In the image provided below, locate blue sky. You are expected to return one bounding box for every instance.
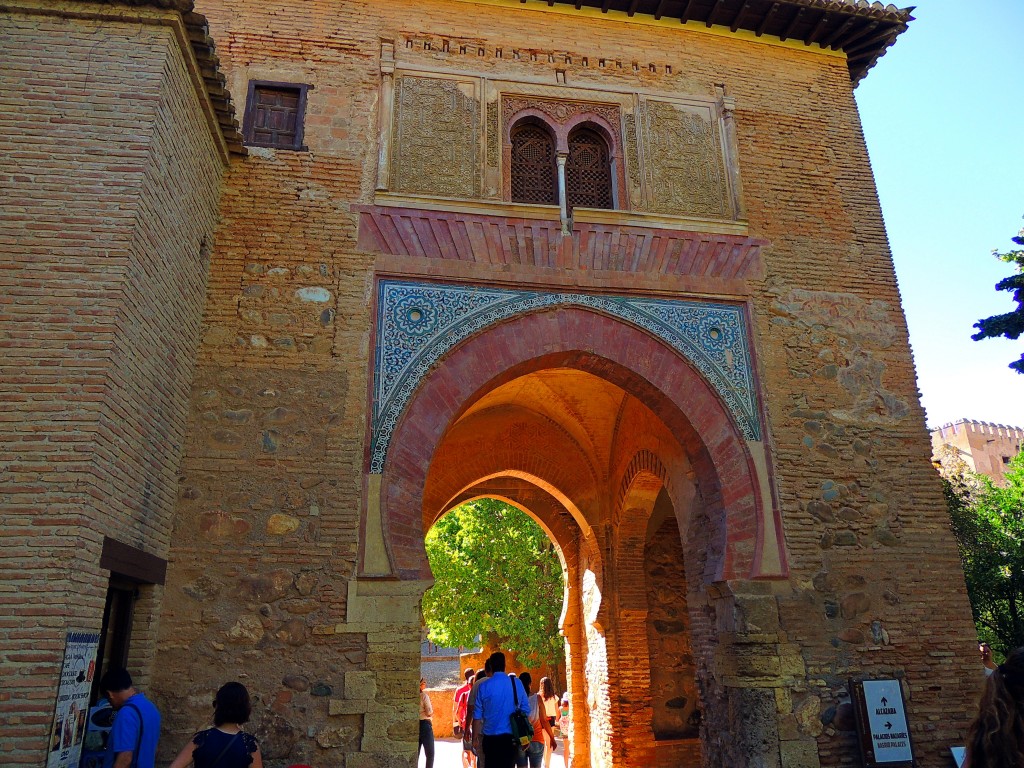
[854,0,1024,428]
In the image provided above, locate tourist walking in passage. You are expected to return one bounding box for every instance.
[516,672,555,768]
[100,668,161,768]
[538,677,559,768]
[466,663,490,768]
[964,646,1024,768]
[454,667,476,768]
[558,694,570,742]
[419,678,435,768]
[472,652,530,768]
[168,681,262,768]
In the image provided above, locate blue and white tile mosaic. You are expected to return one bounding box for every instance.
[371,279,760,473]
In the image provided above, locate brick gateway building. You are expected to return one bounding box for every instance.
[1,1,981,766]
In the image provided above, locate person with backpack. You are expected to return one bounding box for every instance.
[100,668,161,768]
[472,652,530,768]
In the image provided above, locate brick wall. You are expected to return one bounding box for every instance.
[142,1,981,766]
[0,5,224,763]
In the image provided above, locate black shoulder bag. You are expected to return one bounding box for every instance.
[509,676,534,748]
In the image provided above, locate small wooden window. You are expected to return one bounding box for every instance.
[510,121,557,205]
[566,126,613,210]
[243,81,311,150]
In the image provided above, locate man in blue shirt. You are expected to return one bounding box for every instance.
[472,652,530,768]
[100,667,161,768]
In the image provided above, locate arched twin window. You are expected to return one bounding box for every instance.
[510,120,614,209]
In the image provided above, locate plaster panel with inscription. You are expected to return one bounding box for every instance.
[390,74,481,198]
[639,99,731,219]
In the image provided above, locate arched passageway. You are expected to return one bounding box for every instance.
[364,306,789,766]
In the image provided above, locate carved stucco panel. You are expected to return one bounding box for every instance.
[391,75,481,198]
[624,112,641,189]
[640,99,730,219]
[486,100,499,168]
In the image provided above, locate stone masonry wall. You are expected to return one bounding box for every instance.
[152,1,980,766]
[0,6,224,764]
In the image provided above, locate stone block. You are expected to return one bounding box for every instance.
[779,738,821,768]
[345,670,379,700]
[734,595,782,634]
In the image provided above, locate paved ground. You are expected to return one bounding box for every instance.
[420,738,567,768]
[421,655,463,687]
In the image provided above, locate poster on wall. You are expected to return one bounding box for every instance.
[47,631,100,768]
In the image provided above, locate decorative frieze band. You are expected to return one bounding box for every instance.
[356,204,765,279]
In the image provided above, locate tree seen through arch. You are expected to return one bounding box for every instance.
[423,498,565,668]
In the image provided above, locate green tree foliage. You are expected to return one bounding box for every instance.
[423,498,565,667]
[945,449,1024,654]
[973,225,1024,374]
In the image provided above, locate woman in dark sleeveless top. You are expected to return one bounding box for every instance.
[169,682,262,768]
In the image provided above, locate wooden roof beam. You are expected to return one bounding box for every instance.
[756,2,780,37]
[679,0,696,24]
[654,0,667,20]
[730,2,752,33]
[836,20,880,50]
[805,12,830,46]
[822,15,856,48]
[845,26,902,56]
[627,0,641,15]
[706,0,728,28]
[780,6,805,42]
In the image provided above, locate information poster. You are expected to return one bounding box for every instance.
[47,631,100,768]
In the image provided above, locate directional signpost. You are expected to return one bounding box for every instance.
[849,678,915,767]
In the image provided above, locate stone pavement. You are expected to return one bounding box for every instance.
[420,738,567,768]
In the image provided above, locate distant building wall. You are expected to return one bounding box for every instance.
[932,420,1024,485]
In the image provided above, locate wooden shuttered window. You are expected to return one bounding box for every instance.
[510,122,558,205]
[243,81,311,150]
[566,127,613,210]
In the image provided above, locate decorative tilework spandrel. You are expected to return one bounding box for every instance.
[371,280,760,473]
[391,75,480,198]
